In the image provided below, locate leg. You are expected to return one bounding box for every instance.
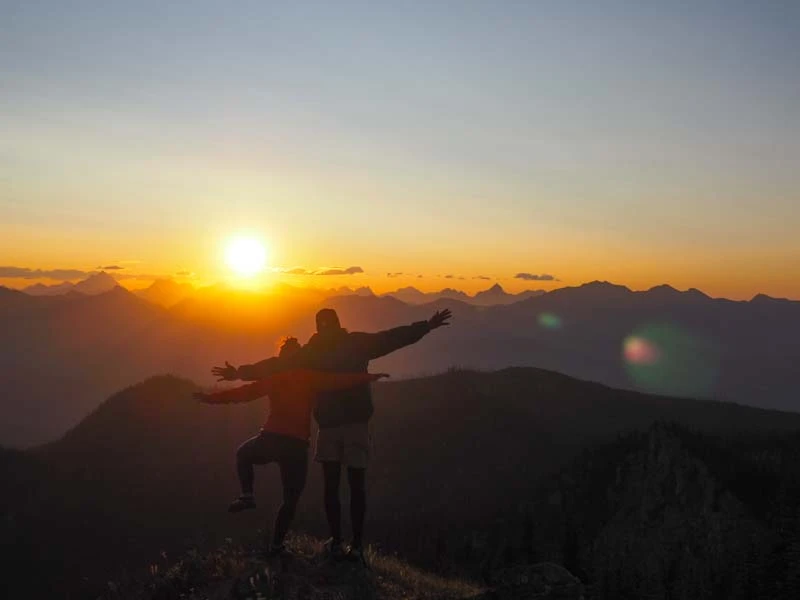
[341,423,371,550]
[322,461,343,544]
[236,434,270,495]
[272,445,309,548]
[347,467,366,549]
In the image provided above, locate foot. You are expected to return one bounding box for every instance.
[322,537,346,561]
[227,495,256,513]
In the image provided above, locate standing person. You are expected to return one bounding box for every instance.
[197,336,390,556]
[211,308,452,562]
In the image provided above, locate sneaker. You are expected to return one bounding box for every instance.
[322,538,346,561]
[228,495,256,513]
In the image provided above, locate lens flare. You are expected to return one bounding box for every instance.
[623,336,662,365]
[538,313,562,329]
[623,323,720,398]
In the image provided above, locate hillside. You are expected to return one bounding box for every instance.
[4,367,799,595]
[487,422,800,599]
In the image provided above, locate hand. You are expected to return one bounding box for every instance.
[193,391,212,403]
[211,361,238,382]
[428,308,452,330]
[373,373,390,379]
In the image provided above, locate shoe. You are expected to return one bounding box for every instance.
[345,545,366,566]
[228,495,256,513]
[322,537,346,561]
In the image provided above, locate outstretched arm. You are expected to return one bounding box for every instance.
[358,309,452,360]
[211,356,283,382]
[237,357,284,381]
[194,379,273,405]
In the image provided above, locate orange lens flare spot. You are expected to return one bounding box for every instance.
[623,336,662,365]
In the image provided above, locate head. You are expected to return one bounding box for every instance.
[315,308,343,338]
[277,336,301,358]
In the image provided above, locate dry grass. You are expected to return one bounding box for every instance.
[365,547,484,600]
[107,534,484,600]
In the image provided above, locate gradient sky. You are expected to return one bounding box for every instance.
[2,1,799,298]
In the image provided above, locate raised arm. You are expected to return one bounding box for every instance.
[211,356,283,382]
[194,378,273,405]
[308,371,390,393]
[236,356,283,381]
[356,309,452,360]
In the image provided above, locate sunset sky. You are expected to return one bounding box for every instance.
[2,2,798,299]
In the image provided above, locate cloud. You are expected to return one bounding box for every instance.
[176,270,194,277]
[316,266,364,276]
[473,275,492,280]
[0,266,90,281]
[282,266,364,276]
[417,274,423,278]
[515,272,557,281]
[445,275,454,279]
[387,272,404,278]
[98,265,124,270]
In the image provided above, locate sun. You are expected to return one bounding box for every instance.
[225,237,268,277]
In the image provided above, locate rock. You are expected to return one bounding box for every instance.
[473,562,584,599]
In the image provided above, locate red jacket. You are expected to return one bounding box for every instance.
[203,369,382,441]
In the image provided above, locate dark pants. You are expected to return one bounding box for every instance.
[321,462,366,549]
[236,431,308,547]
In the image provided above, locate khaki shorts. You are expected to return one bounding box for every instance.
[314,422,371,468]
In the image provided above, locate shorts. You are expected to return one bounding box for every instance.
[314,422,371,469]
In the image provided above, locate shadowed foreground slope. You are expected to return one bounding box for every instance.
[494,422,800,599]
[111,534,582,600]
[6,368,800,597]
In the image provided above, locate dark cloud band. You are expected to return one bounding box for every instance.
[515,272,557,281]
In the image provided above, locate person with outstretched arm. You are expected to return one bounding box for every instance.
[211,308,452,563]
[196,336,389,557]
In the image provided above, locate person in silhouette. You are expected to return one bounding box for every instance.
[196,336,389,557]
[211,307,452,562]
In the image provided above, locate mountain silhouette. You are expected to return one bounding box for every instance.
[3,279,800,447]
[22,281,76,296]
[9,368,800,596]
[22,270,119,296]
[383,284,544,306]
[516,422,800,599]
[134,278,195,307]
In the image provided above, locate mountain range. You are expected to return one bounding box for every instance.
[382,283,545,305]
[22,271,120,296]
[1,279,799,448]
[18,271,547,307]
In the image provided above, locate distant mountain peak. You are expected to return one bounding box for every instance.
[685,287,710,299]
[648,284,679,294]
[582,280,631,291]
[751,293,795,305]
[74,271,119,295]
[474,283,508,298]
